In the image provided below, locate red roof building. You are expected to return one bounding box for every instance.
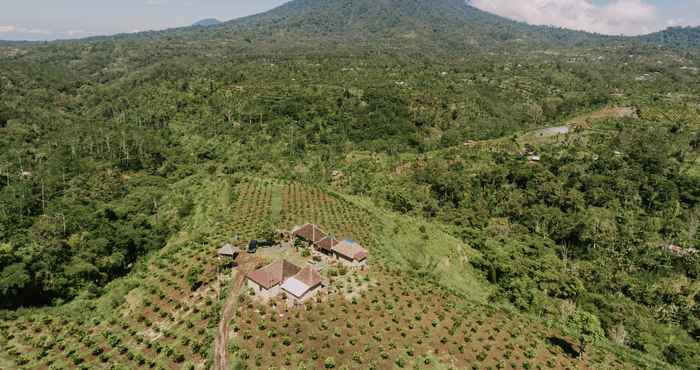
[293,224,327,244]
[316,236,338,253]
[332,240,368,263]
[281,266,323,301]
[246,260,301,290]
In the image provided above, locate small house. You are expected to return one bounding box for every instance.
[332,239,368,268]
[315,236,338,255]
[246,260,301,299]
[293,224,327,245]
[281,266,323,302]
[664,244,699,257]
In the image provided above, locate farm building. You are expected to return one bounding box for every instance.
[315,235,338,254]
[332,240,368,267]
[293,223,327,244]
[281,266,323,302]
[664,244,699,257]
[217,244,240,259]
[246,260,301,299]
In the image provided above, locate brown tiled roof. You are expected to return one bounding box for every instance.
[293,266,322,288]
[293,224,327,243]
[246,260,301,289]
[316,236,338,252]
[332,240,368,262]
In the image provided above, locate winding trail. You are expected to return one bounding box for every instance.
[213,256,258,370]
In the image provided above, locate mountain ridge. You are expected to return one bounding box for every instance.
[175,0,700,55]
[192,18,222,27]
[6,0,700,53]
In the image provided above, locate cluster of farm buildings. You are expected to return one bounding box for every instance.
[220,224,369,303]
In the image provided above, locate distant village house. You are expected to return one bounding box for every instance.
[293,223,327,245]
[664,244,698,257]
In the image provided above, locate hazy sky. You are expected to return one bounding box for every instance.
[1,0,699,41]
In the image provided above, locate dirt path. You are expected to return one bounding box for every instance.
[213,255,258,370]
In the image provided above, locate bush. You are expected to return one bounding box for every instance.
[395,356,406,368]
[186,266,204,291]
[324,357,336,368]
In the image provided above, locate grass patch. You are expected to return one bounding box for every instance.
[333,191,493,304]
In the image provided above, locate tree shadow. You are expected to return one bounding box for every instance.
[548,336,580,358]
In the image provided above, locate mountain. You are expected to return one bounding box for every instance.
[204,0,608,54]
[640,26,700,49]
[162,0,697,56]
[192,18,222,27]
[63,0,698,57]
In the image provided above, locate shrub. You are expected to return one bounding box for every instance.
[324,357,336,368]
[238,349,250,360]
[395,356,406,368]
[186,266,204,291]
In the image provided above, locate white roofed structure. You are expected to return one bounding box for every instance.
[281,277,310,298]
[280,266,323,301]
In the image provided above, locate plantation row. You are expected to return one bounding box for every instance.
[229,182,274,239]
[228,267,629,369]
[226,181,377,246]
[0,181,379,369]
[280,183,376,247]
[1,240,222,370]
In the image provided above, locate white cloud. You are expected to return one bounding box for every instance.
[0,25,50,35]
[0,25,18,33]
[25,28,51,35]
[471,0,662,35]
[64,29,95,37]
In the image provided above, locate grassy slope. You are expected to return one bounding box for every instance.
[0,175,677,369]
[336,192,492,304]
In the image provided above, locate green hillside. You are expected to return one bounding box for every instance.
[0,178,672,369]
[1,0,700,368]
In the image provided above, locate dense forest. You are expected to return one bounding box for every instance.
[1,0,700,368]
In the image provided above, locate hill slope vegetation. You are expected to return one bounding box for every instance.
[1,0,699,368]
